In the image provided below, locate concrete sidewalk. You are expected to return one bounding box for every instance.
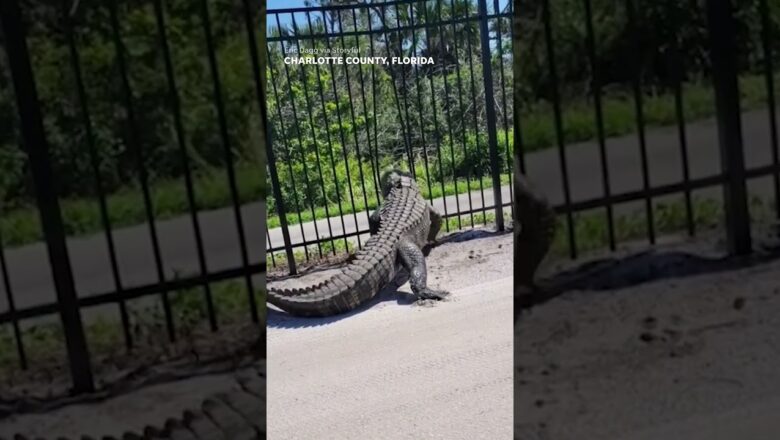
[267,231,514,440]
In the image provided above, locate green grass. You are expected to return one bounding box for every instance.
[268,195,777,270]
[0,164,267,248]
[519,73,776,153]
[267,173,511,229]
[0,279,266,375]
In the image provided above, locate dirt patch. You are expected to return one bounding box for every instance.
[516,235,780,439]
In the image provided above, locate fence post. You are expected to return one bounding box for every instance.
[0,0,95,393]
[265,129,298,275]
[478,0,505,231]
[706,0,752,255]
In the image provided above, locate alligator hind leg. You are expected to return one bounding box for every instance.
[514,168,556,295]
[398,237,449,300]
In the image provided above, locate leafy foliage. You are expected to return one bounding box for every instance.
[266,0,515,214]
[0,0,265,210]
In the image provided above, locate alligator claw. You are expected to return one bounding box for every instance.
[417,288,450,300]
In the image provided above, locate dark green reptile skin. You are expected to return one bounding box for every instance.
[267,170,438,317]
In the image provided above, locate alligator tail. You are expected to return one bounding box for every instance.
[267,186,424,317]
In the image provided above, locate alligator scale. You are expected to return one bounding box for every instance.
[5,362,265,440]
[268,169,450,317]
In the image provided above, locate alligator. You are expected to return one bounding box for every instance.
[3,361,265,440]
[512,4,558,316]
[513,153,558,316]
[267,169,450,317]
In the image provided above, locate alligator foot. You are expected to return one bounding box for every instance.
[516,284,536,312]
[416,287,450,300]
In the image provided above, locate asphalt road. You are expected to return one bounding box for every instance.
[2,108,778,313]
[267,231,514,439]
[267,107,780,253]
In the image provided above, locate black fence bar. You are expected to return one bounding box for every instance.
[541,0,577,259]
[108,1,177,340]
[0,231,26,369]
[408,4,436,206]
[200,0,257,323]
[421,3,451,229]
[319,10,363,252]
[706,0,752,255]
[335,10,373,233]
[493,0,514,219]
[394,3,418,177]
[510,1,526,178]
[366,8,382,189]
[273,14,325,260]
[582,0,616,251]
[625,0,655,245]
[350,8,382,205]
[669,35,696,238]
[266,51,312,262]
[64,4,133,350]
[267,12,510,42]
[462,0,488,221]
[0,262,268,326]
[435,0,462,231]
[289,15,338,257]
[0,0,95,393]
[264,73,298,274]
[266,229,277,267]
[153,0,217,327]
[759,0,780,218]
[305,10,350,254]
[478,0,505,231]
[449,0,476,227]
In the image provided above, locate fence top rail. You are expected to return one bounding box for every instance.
[266,12,511,43]
[268,0,509,15]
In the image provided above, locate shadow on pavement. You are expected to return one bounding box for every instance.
[526,233,780,309]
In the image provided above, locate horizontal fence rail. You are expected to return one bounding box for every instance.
[266,0,515,272]
[0,0,267,394]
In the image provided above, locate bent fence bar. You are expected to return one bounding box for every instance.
[266,0,515,274]
[0,1,266,393]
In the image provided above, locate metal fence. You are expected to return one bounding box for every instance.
[510,0,779,260]
[266,0,515,274]
[0,0,266,394]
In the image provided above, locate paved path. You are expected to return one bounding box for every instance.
[267,231,514,439]
[2,108,779,313]
[0,201,267,314]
